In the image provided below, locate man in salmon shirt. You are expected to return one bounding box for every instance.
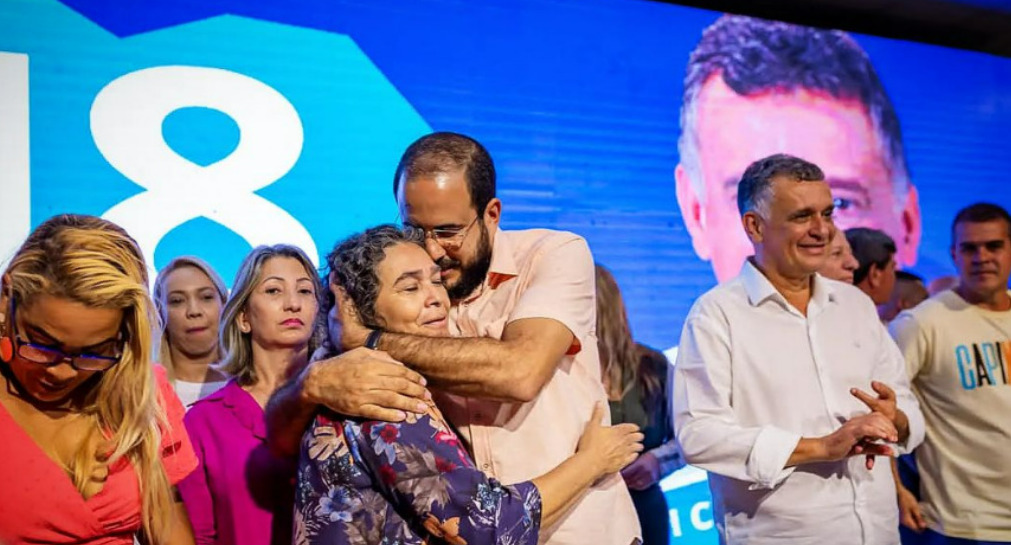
[268,132,641,544]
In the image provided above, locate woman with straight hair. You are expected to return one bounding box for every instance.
[294,225,644,545]
[0,214,197,545]
[178,244,324,545]
[595,264,684,545]
[153,256,229,408]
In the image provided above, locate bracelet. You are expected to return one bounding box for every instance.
[364,329,383,350]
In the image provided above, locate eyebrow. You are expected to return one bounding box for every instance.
[825,178,872,200]
[959,239,1007,247]
[23,321,119,351]
[260,275,312,284]
[168,286,216,296]
[405,220,467,230]
[394,265,442,284]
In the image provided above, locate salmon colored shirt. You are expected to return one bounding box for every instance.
[435,228,641,545]
[0,366,197,545]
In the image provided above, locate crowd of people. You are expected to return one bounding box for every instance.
[2,131,1008,545]
[1,14,1009,545]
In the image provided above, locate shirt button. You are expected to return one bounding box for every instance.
[482,463,490,470]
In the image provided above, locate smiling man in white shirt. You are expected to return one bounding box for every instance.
[673,153,924,545]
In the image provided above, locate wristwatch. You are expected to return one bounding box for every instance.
[364,329,383,350]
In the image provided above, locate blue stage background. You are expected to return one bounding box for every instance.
[2,0,1010,542]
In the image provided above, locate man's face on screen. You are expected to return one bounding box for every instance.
[676,77,921,283]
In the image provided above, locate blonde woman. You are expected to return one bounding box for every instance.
[153,256,230,408]
[177,245,323,545]
[0,214,197,545]
[595,264,683,545]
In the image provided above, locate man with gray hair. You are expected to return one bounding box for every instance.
[673,153,924,544]
[675,15,921,284]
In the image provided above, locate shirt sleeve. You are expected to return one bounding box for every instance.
[354,414,542,545]
[888,311,932,381]
[673,309,800,489]
[175,405,218,545]
[885,314,929,453]
[507,236,595,355]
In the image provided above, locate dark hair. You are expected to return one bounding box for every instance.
[737,153,824,215]
[895,270,924,283]
[950,202,1011,245]
[845,227,897,284]
[679,15,910,204]
[392,132,496,215]
[325,224,426,328]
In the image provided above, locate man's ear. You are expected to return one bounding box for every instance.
[867,263,883,289]
[897,185,922,267]
[742,210,764,244]
[675,163,712,260]
[483,198,502,230]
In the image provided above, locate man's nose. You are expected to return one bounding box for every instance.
[425,237,447,262]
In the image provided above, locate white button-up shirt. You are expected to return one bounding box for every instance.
[673,260,924,545]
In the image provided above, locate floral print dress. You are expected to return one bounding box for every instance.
[294,403,542,545]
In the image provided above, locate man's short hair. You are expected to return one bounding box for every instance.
[679,15,910,204]
[737,153,825,216]
[393,132,497,216]
[896,270,924,284]
[950,202,1011,244]
[846,227,897,284]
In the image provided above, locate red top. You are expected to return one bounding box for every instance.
[0,366,198,544]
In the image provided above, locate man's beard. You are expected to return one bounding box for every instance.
[439,222,493,301]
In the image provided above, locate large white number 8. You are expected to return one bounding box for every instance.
[91,65,319,280]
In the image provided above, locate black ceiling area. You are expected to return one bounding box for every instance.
[656,0,1011,58]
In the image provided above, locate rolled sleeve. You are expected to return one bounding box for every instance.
[507,236,595,354]
[746,427,801,489]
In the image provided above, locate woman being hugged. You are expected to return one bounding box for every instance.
[0,214,197,545]
[153,256,230,409]
[295,225,644,545]
[178,245,324,545]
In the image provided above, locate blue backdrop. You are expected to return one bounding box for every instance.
[2,0,1010,542]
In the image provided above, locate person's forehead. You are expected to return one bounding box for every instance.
[377,243,437,280]
[259,256,311,281]
[398,171,474,223]
[694,78,888,193]
[165,265,214,290]
[769,177,833,207]
[954,219,1011,243]
[20,294,122,345]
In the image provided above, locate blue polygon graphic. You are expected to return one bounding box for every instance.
[0,0,431,283]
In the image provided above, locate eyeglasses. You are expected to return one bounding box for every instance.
[6,300,123,372]
[404,216,480,250]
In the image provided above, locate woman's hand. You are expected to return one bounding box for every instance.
[576,403,644,479]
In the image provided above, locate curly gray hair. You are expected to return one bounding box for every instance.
[325,224,426,328]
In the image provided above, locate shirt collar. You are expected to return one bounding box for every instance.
[740,258,837,313]
[216,379,267,440]
[461,228,517,303]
